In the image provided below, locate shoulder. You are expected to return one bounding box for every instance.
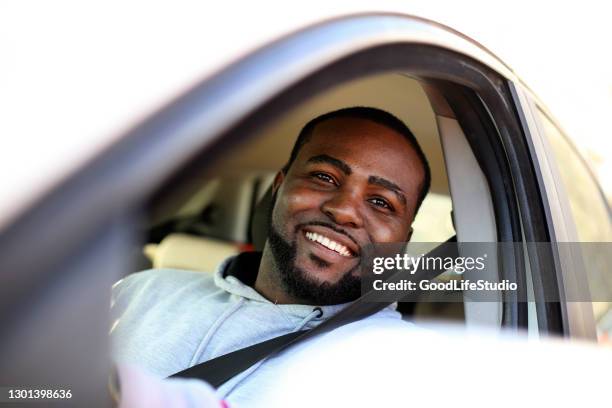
[114,268,210,289]
[111,269,216,314]
[113,268,209,295]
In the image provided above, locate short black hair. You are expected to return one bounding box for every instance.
[282,106,431,213]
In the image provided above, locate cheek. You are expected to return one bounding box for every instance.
[367,218,411,243]
[273,184,322,225]
[284,184,323,211]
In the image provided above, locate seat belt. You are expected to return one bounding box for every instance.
[170,236,458,387]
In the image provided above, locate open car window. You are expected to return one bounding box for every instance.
[139,73,461,324]
[5,14,608,405]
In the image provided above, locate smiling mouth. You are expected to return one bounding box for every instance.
[304,231,355,258]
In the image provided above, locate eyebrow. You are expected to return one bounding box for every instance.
[368,175,407,207]
[306,154,352,175]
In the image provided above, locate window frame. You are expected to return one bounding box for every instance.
[511,84,600,339]
[2,13,561,331]
[0,14,572,393]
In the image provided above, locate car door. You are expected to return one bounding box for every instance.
[0,13,586,405]
[513,86,611,341]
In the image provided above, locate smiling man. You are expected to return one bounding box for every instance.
[256,107,429,306]
[110,107,430,405]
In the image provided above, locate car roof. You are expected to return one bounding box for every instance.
[0,1,582,229]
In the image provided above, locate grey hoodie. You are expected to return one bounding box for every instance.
[110,252,401,404]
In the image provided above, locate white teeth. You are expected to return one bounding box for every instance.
[304,231,352,257]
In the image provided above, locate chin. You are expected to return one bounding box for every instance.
[295,253,348,283]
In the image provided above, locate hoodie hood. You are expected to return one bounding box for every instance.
[213,252,350,320]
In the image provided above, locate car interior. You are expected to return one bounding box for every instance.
[139,72,503,326]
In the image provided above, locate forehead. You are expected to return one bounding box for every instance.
[295,117,425,190]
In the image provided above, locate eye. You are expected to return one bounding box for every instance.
[369,197,394,211]
[311,172,337,185]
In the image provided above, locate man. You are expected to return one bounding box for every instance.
[110,106,430,405]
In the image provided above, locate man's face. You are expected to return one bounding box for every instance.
[268,117,425,304]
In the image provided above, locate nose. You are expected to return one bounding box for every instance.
[320,189,364,228]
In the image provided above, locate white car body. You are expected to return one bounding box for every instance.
[1,2,611,406]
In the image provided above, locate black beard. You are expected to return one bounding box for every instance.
[267,222,361,305]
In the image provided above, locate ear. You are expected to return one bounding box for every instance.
[272,170,285,194]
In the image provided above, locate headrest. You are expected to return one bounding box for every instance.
[250,186,273,251]
[144,233,240,272]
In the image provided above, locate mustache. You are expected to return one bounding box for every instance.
[295,221,361,253]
